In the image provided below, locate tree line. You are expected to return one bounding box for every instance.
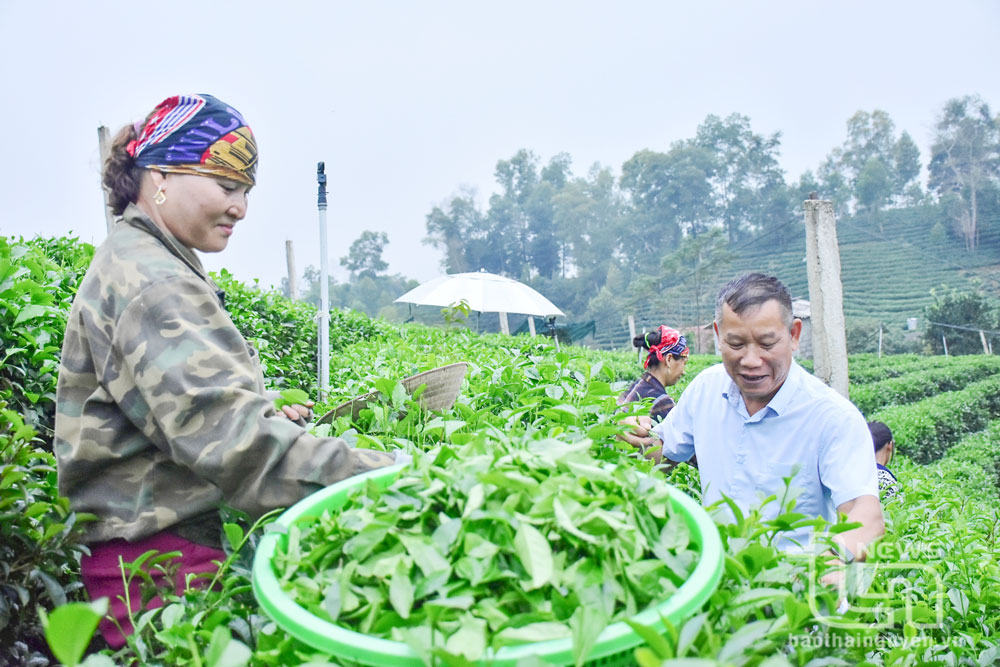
[290,94,1000,332]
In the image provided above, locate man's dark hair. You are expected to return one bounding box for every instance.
[868,421,893,452]
[715,273,794,328]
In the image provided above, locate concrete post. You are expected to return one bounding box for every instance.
[803,200,849,398]
[627,315,636,346]
[981,330,990,355]
[527,317,536,337]
[499,312,510,335]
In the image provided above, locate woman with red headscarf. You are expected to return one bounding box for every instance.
[619,326,690,421]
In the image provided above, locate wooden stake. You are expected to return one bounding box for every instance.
[98,126,115,235]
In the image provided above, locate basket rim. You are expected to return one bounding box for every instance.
[316,362,468,425]
[252,463,723,666]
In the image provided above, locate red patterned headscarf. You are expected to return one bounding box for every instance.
[644,325,689,369]
[127,94,257,186]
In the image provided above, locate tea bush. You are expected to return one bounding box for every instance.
[871,375,1000,463]
[0,237,92,442]
[850,356,1000,415]
[0,403,90,665]
[5,233,1000,665]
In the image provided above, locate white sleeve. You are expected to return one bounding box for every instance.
[652,382,697,463]
[818,404,879,507]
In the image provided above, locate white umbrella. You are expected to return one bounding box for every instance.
[395,270,565,317]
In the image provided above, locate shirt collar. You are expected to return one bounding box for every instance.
[721,358,803,418]
[122,203,211,283]
[766,360,803,416]
[641,372,666,394]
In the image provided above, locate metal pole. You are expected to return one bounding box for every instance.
[317,162,330,400]
[285,240,298,301]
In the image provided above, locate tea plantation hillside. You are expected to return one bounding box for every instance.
[603,205,1000,351]
[3,235,1000,666]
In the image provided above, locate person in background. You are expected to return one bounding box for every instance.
[620,273,884,565]
[868,421,899,500]
[54,94,399,647]
[619,326,690,422]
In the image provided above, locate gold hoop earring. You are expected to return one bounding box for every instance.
[154,186,166,205]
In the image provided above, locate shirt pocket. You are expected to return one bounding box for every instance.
[759,460,816,511]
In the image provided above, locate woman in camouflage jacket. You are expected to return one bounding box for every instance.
[54,94,397,647]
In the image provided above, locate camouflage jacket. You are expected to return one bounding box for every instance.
[55,204,394,545]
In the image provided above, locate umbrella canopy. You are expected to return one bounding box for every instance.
[395,270,565,317]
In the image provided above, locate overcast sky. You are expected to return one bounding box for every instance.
[2,1,998,289]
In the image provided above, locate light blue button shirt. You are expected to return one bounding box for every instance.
[653,361,878,549]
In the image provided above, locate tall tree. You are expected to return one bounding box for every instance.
[694,113,786,243]
[928,95,1000,251]
[660,228,735,326]
[820,109,922,212]
[552,163,625,287]
[893,131,923,204]
[620,143,714,264]
[855,156,893,227]
[488,149,541,278]
[340,230,389,280]
[424,187,484,273]
[526,154,572,279]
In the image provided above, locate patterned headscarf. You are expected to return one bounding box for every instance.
[644,325,689,369]
[127,94,257,186]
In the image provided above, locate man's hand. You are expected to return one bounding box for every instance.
[832,494,885,563]
[617,415,662,462]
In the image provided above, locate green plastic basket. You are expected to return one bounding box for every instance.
[252,465,723,666]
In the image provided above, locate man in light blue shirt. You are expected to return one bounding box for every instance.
[623,273,883,561]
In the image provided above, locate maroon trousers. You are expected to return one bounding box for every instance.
[80,532,226,648]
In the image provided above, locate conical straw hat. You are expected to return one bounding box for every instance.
[317,362,467,424]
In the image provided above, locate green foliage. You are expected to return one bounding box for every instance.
[440,298,471,329]
[6,230,1000,665]
[928,94,1000,252]
[215,269,321,392]
[340,229,389,280]
[871,374,1000,463]
[277,436,699,663]
[923,285,999,355]
[0,403,90,665]
[40,598,108,667]
[0,236,92,440]
[850,355,1000,415]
